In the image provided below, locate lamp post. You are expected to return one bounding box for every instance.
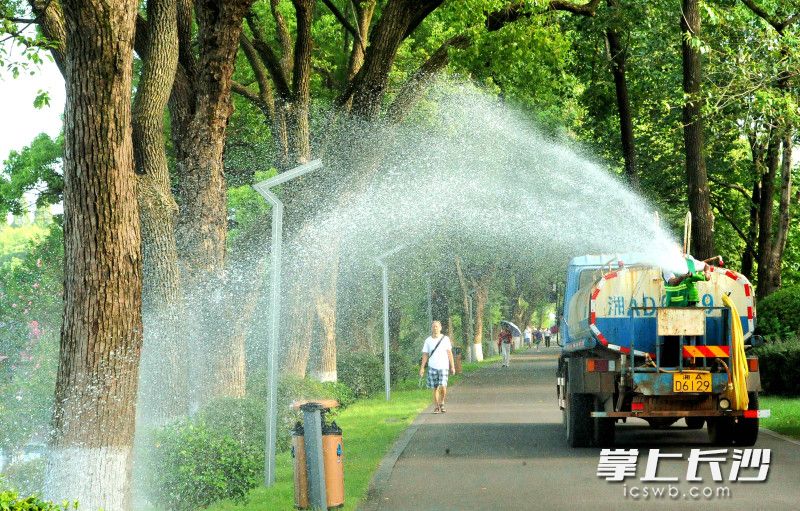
[426,274,433,327]
[376,245,404,401]
[253,159,323,487]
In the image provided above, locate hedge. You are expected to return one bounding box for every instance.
[756,285,800,339]
[753,338,800,396]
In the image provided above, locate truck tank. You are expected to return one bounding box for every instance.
[561,254,754,356]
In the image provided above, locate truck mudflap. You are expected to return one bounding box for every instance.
[591,409,771,419]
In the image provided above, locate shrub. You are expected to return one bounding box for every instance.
[144,410,262,511]
[753,338,800,396]
[756,286,800,339]
[2,459,46,497]
[144,378,355,510]
[336,352,384,398]
[0,488,76,510]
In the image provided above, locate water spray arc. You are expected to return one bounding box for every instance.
[376,245,404,401]
[253,159,324,487]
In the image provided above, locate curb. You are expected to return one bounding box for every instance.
[358,403,433,511]
[760,427,800,447]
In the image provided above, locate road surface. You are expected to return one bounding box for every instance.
[360,349,800,510]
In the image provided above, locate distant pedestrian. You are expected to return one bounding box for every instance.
[534,328,543,350]
[419,320,455,413]
[544,328,551,348]
[498,326,512,367]
[524,326,533,348]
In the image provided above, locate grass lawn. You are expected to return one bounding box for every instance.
[759,395,800,440]
[207,355,501,511]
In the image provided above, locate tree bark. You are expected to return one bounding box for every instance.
[756,133,779,298]
[344,0,443,119]
[289,0,314,163]
[347,0,377,81]
[44,1,142,509]
[605,0,638,189]
[741,174,760,280]
[681,0,715,259]
[171,0,254,403]
[132,0,186,425]
[763,133,793,295]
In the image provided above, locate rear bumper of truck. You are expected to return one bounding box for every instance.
[591,409,771,419]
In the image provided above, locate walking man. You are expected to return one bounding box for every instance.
[524,325,533,348]
[419,320,455,413]
[498,326,512,367]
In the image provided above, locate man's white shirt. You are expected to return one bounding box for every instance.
[422,335,452,370]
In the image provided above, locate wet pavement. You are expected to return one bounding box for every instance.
[360,349,800,510]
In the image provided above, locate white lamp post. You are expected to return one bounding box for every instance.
[376,245,404,401]
[253,159,323,487]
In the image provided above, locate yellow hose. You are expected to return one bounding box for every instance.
[722,294,749,410]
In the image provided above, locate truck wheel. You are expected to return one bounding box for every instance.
[564,378,593,447]
[708,417,735,445]
[732,392,759,446]
[593,397,615,447]
[685,417,705,429]
[646,418,677,429]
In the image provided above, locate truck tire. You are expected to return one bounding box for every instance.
[564,377,593,448]
[646,418,677,429]
[732,392,759,446]
[685,417,705,429]
[708,417,735,445]
[593,397,615,447]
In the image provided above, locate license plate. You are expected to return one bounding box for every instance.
[673,372,712,393]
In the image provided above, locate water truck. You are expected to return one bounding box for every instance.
[556,254,769,447]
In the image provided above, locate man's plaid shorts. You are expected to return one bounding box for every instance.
[426,367,448,388]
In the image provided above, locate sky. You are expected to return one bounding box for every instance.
[0,56,65,164]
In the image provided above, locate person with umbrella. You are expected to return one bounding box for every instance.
[497,325,513,367]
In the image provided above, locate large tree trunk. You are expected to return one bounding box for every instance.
[605,1,638,189]
[762,133,793,295]
[756,133,780,298]
[45,1,142,509]
[741,173,761,280]
[346,0,443,119]
[172,0,254,403]
[132,0,186,425]
[289,0,314,163]
[680,0,715,259]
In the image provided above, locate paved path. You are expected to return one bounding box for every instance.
[360,349,800,510]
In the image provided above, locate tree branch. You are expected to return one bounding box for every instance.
[549,0,601,16]
[712,199,757,257]
[386,34,470,123]
[708,175,752,200]
[741,0,800,34]
[27,0,66,74]
[240,31,275,114]
[321,0,364,51]
[231,81,272,116]
[246,13,292,99]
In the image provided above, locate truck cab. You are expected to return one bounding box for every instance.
[556,254,768,447]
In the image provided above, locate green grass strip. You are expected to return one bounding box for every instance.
[207,355,500,511]
[760,395,800,440]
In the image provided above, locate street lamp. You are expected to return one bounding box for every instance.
[253,159,323,487]
[376,245,404,401]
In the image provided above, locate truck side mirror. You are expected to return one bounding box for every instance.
[749,335,765,347]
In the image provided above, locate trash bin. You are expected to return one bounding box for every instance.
[291,422,310,510]
[291,400,345,510]
[452,346,463,374]
[322,421,344,509]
